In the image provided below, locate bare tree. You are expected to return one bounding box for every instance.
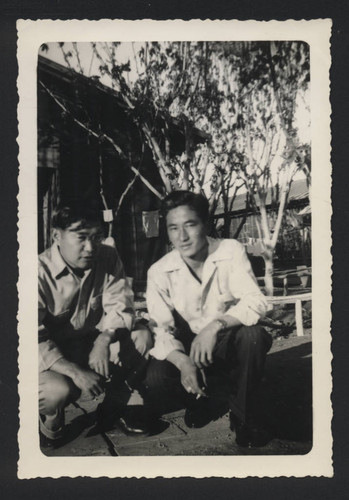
[215,41,310,294]
[41,42,239,215]
[40,41,310,294]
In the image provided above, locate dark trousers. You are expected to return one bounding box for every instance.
[144,325,272,422]
[40,329,150,422]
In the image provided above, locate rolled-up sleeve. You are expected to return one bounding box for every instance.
[100,248,135,332]
[225,243,268,325]
[146,268,185,360]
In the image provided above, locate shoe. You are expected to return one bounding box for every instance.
[39,413,64,449]
[96,403,150,435]
[184,396,211,429]
[115,406,150,435]
[39,430,64,450]
[230,412,271,447]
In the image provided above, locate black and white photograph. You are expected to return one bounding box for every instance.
[17,19,332,478]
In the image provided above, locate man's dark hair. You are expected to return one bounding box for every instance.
[161,190,209,224]
[52,205,103,231]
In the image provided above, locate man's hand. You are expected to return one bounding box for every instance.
[190,321,220,368]
[72,367,104,399]
[88,333,111,378]
[179,357,206,396]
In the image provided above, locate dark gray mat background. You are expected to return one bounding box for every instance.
[0,0,347,497]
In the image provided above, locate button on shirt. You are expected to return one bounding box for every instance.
[39,243,134,371]
[146,237,267,360]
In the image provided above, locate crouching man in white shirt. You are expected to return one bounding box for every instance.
[145,190,272,447]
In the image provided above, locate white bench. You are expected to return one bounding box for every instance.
[265,292,312,337]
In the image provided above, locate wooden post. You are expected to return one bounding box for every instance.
[266,293,311,337]
[295,299,304,337]
[131,195,139,289]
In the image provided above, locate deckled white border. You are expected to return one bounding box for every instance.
[17,19,332,479]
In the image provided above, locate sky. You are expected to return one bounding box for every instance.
[41,42,140,86]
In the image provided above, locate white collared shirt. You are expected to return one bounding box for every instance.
[146,237,267,360]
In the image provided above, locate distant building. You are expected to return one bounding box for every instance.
[214,178,311,268]
[37,55,207,290]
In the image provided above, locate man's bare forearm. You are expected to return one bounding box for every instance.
[50,356,104,392]
[95,329,117,346]
[49,357,83,381]
[95,327,131,346]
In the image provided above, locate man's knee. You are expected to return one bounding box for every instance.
[235,325,272,351]
[39,371,79,415]
[144,359,179,392]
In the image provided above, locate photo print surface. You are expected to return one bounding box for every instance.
[17,19,332,478]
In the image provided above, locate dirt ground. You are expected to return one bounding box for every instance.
[42,326,312,457]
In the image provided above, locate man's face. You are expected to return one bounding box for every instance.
[166,205,208,260]
[53,222,104,270]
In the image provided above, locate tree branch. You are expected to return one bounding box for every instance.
[40,80,163,200]
[72,42,84,74]
[271,173,289,248]
[114,172,139,218]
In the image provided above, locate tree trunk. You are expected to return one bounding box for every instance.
[262,248,274,296]
[233,215,247,240]
[142,125,175,193]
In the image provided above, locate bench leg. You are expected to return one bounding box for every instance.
[295,299,304,336]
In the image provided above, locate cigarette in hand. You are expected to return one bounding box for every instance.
[196,387,208,400]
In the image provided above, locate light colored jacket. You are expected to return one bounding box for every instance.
[147,237,267,360]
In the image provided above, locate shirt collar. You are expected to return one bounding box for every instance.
[162,237,232,272]
[49,243,71,279]
[50,243,93,280]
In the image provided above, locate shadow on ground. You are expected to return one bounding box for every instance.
[148,339,313,447]
[258,341,312,445]
[41,336,312,456]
